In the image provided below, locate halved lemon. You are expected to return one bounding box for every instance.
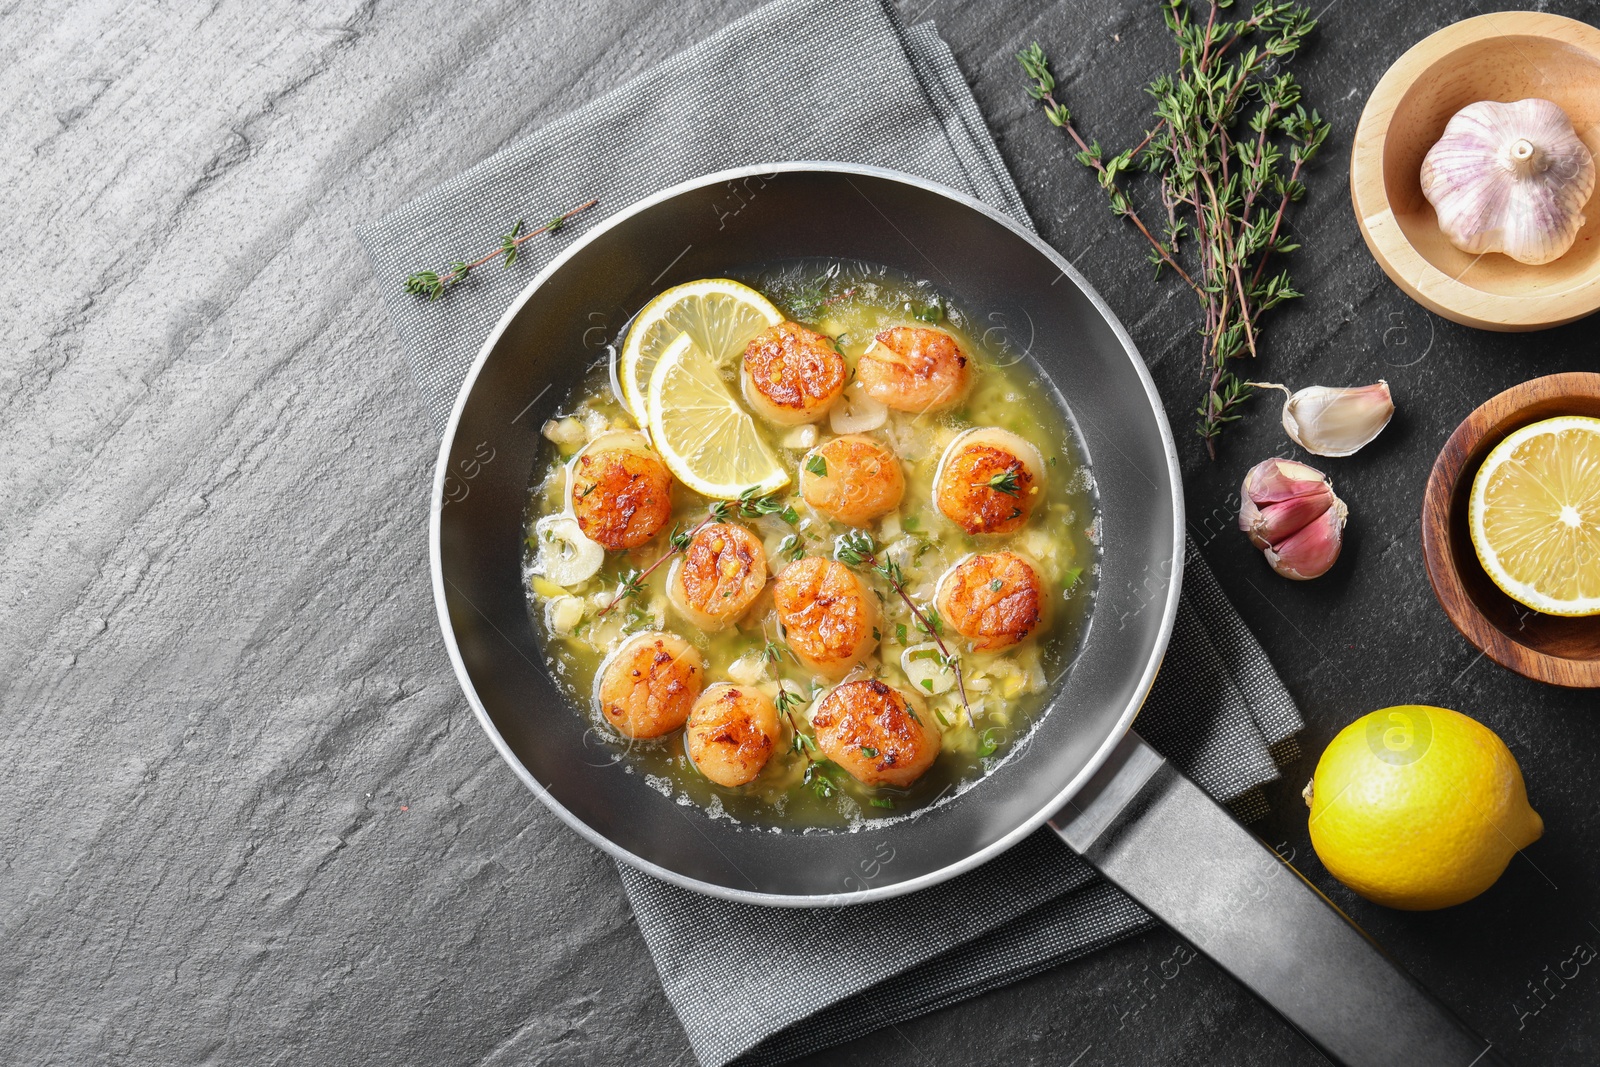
[1469,415,1600,616]
[647,334,788,500]
[617,278,783,427]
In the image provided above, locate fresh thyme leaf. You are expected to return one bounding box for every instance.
[895,623,908,644]
[780,506,799,526]
[921,679,934,691]
[669,523,694,551]
[804,763,836,798]
[805,454,828,477]
[778,534,805,562]
[860,745,878,758]
[834,529,876,567]
[902,516,919,532]
[978,468,1022,497]
[872,627,880,642]
[1062,565,1084,590]
[868,797,894,809]
[989,578,1003,592]
[500,218,525,268]
[979,727,1000,757]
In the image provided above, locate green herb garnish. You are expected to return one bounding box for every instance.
[1018,13,1328,458]
[805,454,828,477]
[977,468,1022,497]
[405,199,597,300]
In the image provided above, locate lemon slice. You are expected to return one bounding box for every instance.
[647,334,789,500]
[1469,415,1600,616]
[618,278,783,426]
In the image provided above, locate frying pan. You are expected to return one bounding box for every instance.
[431,164,1502,1066]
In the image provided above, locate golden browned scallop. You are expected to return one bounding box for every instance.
[772,557,879,680]
[740,321,847,426]
[685,683,781,787]
[934,552,1046,653]
[933,427,1046,536]
[811,678,940,788]
[667,522,768,631]
[798,434,905,526]
[857,326,971,412]
[593,631,703,739]
[568,431,674,550]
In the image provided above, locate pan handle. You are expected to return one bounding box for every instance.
[1049,730,1505,1067]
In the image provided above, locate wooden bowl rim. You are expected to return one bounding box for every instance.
[1351,11,1600,331]
[1421,371,1600,687]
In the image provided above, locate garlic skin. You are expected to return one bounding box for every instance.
[1251,381,1394,457]
[1239,459,1348,580]
[1420,98,1596,266]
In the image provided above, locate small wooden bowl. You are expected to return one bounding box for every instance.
[1422,373,1600,687]
[1352,12,1600,331]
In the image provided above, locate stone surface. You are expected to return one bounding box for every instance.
[4,0,1597,1064]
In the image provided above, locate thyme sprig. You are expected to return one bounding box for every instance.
[835,530,973,726]
[595,486,789,619]
[1018,1,1329,457]
[404,199,599,300]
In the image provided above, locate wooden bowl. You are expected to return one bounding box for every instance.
[1422,372,1600,687]
[1352,12,1600,331]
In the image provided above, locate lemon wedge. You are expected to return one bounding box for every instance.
[1469,415,1600,616]
[647,334,788,500]
[618,278,783,427]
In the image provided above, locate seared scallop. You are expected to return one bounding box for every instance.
[933,427,1046,536]
[934,551,1046,653]
[772,557,879,680]
[741,321,847,426]
[857,326,971,412]
[811,678,940,788]
[593,631,704,739]
[667,522,768,631]
[798,434,905,526]
[685,683,781,787]
[568,431,674,551]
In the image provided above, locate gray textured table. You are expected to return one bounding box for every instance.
[6,1,1598,1064]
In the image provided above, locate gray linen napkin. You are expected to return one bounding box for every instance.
[357,1,1304,1064]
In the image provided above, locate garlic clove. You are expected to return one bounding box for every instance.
[1241,457,1333,505]
[1420,98,1597,266]
[1263,496,1348,580]
[1252,381,1394,458]
[1241,484,1336,551]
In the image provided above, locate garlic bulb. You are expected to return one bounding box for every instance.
[1251,381,1394,457]
[1238,459,1348,580]
[1420,98,1596,265]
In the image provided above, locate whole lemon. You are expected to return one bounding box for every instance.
[1305,705,1543,911]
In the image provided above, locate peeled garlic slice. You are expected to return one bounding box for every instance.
[901,642,955,695]
[544,595,586,636]
[1421,98,1597,265]
[830,380,888,434]
[534,514,604,587]
[1251,381,1394,457]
